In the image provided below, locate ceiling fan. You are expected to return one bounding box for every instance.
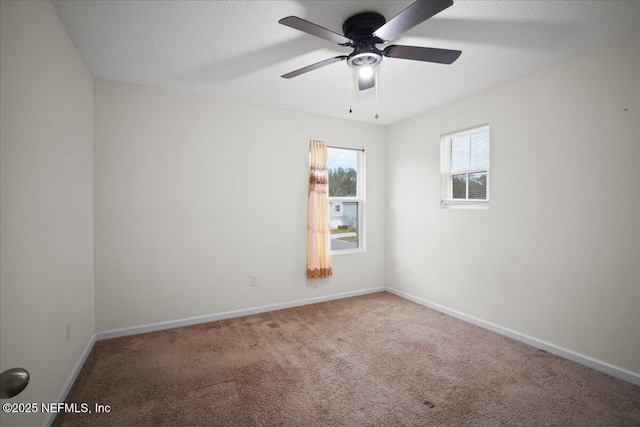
[279,0,461,91]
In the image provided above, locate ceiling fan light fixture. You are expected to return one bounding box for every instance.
[347,52,382,69]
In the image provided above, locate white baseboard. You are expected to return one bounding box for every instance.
[43,334,97,427]
[96,287,386,341]
[386,286,640,387]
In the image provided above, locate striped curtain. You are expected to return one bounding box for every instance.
[307,140,332,279]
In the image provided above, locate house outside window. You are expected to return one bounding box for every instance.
[441,124,490,209]
[327,146,364,253]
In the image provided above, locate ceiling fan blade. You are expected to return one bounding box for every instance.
[279,16,353,46]
[383,45,461,64]
[281,56,349,79]
[359,74,376,91]
[373,0,453,42]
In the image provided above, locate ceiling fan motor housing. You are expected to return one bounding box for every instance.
[343,12,386,69]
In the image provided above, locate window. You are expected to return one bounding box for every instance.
[441,124,490,209]
[327,146,364,252]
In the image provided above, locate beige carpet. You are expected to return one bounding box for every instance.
[54,292,640,426]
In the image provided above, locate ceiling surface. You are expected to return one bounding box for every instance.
[52,1,640,125]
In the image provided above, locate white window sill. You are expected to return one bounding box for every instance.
[441,200,489,210]
[331,248,365,255]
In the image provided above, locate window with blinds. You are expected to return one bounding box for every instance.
[441,125,490,209]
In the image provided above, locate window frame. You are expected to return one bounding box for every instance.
[440,124,490,209]
[327,144,365,254]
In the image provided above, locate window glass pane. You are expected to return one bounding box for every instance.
[468,171,487,199]
[451,136,470,170]
[470,131,490,167]
[452,174,467,199]
[328,147,358,197]
[329,202,358,250]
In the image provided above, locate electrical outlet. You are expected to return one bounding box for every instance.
[405,266,412,275]
[66,322,71,342]
[250,274,258,286]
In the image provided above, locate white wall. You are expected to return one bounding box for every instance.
[94,79,386,331]
[386,37,640,374]
[0,1,95,426]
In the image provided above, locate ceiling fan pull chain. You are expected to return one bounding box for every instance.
[375,68,379,120]
[349,68,353,114]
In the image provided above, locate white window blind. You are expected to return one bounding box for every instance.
[441,125,490,209]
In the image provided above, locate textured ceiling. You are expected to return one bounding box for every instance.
[52,1,640,126]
